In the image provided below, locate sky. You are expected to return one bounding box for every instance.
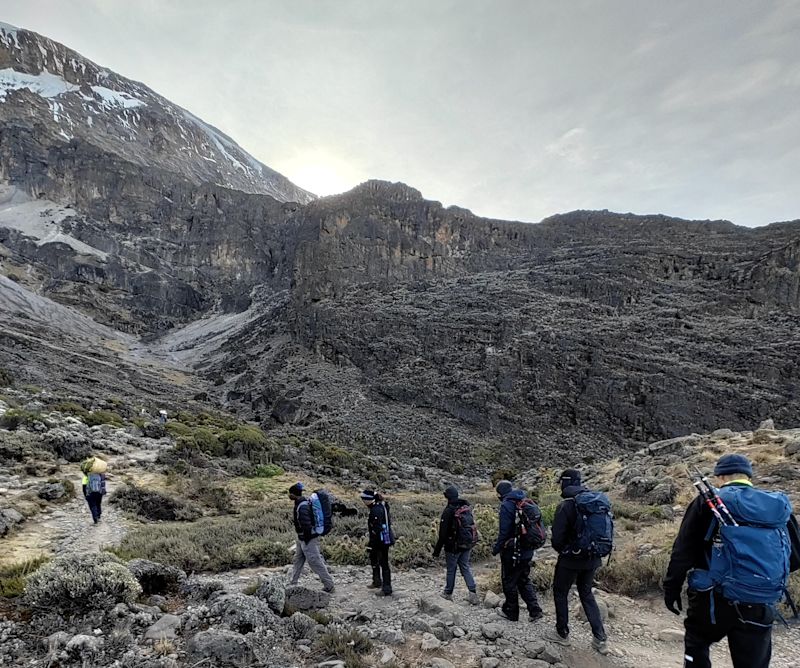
[3,1,800,226]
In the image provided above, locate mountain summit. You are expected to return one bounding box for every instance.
[0,21,314,203]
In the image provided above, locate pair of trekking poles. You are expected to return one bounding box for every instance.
[689,466,800,623]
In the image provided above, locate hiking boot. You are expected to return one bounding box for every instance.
[440,592,453,601]
[497,609,518,622]
[367,582,382,590]
[545,629,571,646]
[376,590,393,597]
[528,609,544,622]
[467,591,480,605]
[592,637,609,655]
[323,585,335,594]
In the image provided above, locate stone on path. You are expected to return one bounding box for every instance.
[481,659,501,668]
[379,648,396,665]
[659,628,685,642]
[483,590,502,608]
[144,614,181,640]
[420,632,442,650]
[429,659,456,668]
[480,622,504,640]
[186,629,255,667]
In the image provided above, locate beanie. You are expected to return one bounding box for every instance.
[713,454,753,478]
[495,480,513,497]
[444,485,459,501]
[360,489,376,502]
[288,482,304,497]
[559,468,582,490]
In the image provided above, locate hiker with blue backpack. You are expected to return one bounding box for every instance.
[492,480,546,622]
[288,482,335,593]
[664,454,800,668]
[80,456,108,524]
[547,468,612,655]
[362,489,394,596]
[433,485,480,604]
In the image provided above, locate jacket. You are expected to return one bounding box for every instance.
[293,497,316,543]
[368,501,394,548]
[433,499,470,556]
[663,481,800,597]
[551,484,602,569]
[492,489,535,561]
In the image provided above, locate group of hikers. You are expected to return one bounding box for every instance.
[285,454,800,668]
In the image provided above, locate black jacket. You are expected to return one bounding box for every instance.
[551,484,602,569]
[663,481,800,597]
[293,497,316,543]
[367,501,394,548]
[433,499,469,556]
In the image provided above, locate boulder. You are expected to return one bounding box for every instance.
[65,634,103,658]
[127,559,186,595]
[186,629,255,667]
[420,632,442,651]
[144,614,181,640]
[286,612,317,640]
[483,590,502,608]
[43,429,92,462]
[180,575,225,601]
[379,629,406,645]
[209,593,275,634]
[285,585,330,610]
[482,660,502,668]
[759,419,775,430]
[647,435,698,457]
[539,643,563,663]
[380,648,396,665]
[429,660,456,668]
[710,428,736,439]
[254,575,286,615]
[785,439,800,456]
[38,482,67,501]
[481,623,504,640]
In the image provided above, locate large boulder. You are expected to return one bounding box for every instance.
[127,559,186,595]
[38,482,67,501]
[209,593,275,634]
[254,575,286,615]
[144,614,182,640]
[42,429,92,462]
[186,629,255,667]
[285,585,330,611]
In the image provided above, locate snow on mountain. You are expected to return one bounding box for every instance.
[0,21,314,204]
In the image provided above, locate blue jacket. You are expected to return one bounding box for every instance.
[493,489,535,560]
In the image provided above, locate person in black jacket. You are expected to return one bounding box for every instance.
[433,485,479,604]
[547,469,608,654]
[362,489,394,596]
[288,482,335,592]
[663,454,800,668]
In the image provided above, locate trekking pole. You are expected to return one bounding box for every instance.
[784,588,800,623]
[692,466,739,527]
[687,466,729,527]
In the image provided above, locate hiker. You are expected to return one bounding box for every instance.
[80,456,107,524]
[491,480,545,622]
[547,468,611,655]
[362,489,394,596]
[158,409,167,425]
[433,484,480,604]
[664,454,800,668]
[288,482,335,593]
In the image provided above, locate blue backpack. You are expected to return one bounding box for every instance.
[705,485,791,606]
[309,489,334,536]
[572,492,614,558]
[87,473,105,494]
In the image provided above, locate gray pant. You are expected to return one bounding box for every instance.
[290,537,334,589]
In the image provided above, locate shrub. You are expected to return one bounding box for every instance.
[612,499,673,522]
[597,550,670,596]
[219,425,271,459]
[84,410,124,427]
[0,409,43,431]
[126,558,186,595]
[111,484,202,521]
[491,467,517,487]
[255,464,284,478]
[313,628,373,668]
[0,556,48,598]
[25,553,141,613]
[0,367,13,387]
[51,401,89,420]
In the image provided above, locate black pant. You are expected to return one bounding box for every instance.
[552,561,606,640]
[370,544,392,594]
[85,492,103,523]
[684,590,773,668]
[500,553,542,620]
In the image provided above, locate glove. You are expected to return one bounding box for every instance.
[664,591,682,615]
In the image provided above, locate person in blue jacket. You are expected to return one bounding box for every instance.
[492,480,544,622]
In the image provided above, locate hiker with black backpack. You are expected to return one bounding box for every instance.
[362,489,394,596]
[433,485,480,604]
[664,454,800,668]
[288,482,335,593]
[492,480,546,622]
[547,468,612,655]
[80,456,108,524]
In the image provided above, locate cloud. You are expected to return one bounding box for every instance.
[545,128,595,167]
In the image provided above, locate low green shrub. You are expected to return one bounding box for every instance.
[254,464,284,478]
[25,553,141,612]
[111,484,202,521]
[84,410,124,427]
[597,550,670,596]
[0,409,43,431]
[612,499,673,522]
[0,367,14,388]
[313,628,373,668]
[52,401,90,420]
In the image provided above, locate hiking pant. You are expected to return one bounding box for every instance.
[552,561,606,640]
[444,549,476,595]
[500,553,542,620]
[370,544,392,594]
[85,492,103,523]
[683,589,773,668]
[290,537,334,589]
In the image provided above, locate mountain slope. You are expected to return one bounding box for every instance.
[0,21,313,203]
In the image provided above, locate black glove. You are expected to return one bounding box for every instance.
[665,590,682,615]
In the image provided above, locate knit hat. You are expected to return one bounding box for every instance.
[288,482,304,497]
[713,454,753,478]
[444,485,459,501]
[495,480,513,497]
[360,489,376,502]
[559,468,582,490]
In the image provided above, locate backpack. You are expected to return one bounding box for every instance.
[453,504,480,550]
[515,498,547,550]
[87,473,105,494]
[706,485,792,606]
[309,489,334,536]
[572,491,614,558]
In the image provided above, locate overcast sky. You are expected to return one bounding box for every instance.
[4,1,800,226]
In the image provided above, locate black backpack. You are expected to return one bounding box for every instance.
[515,498,547,550]
[453,504,480,550]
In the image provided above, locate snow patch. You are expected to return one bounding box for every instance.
[0,68,79,101]
[0,184,107,259]
[90,85,145,110]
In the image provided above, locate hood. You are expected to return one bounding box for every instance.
[502,489,526,502]
[561,485,588,499]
